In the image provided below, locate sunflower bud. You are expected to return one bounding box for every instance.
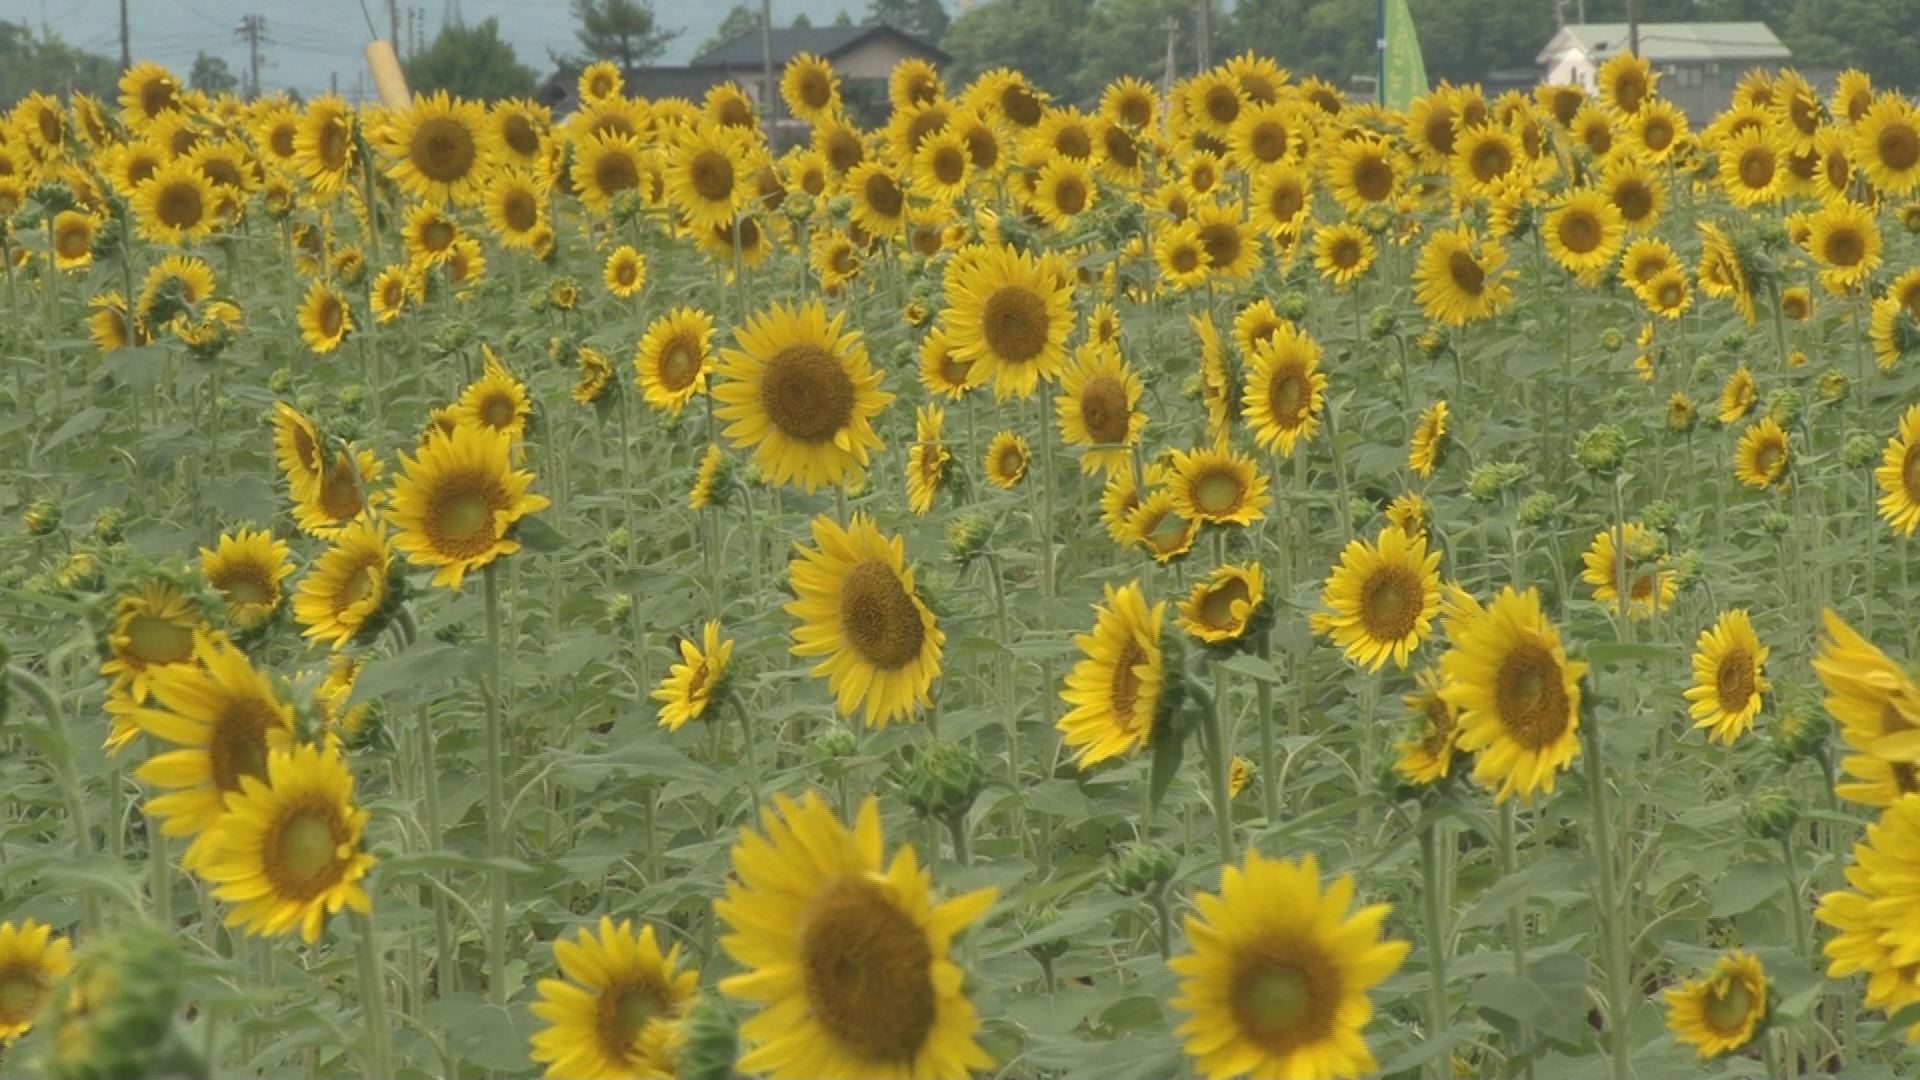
[945,511,992,565]
[897,739,986,821]
[430,320,474,358]
[41,921,190,1080]
[1765,388,1801,429]
[1844,433,1881,469]
[1367,304,1397,340]
[1348,496,1376,531]
[810,724,860,781]
[1516,492,1556,527]
[1600,327,1624,351]
[1817,368,1849,403]
[1769,699,1830,764]
[603,593,631,625]
[1760,509,1790,537]
[1690,354,1719,383]
[1275,291,1310,321]
[1714,330,1748,355]
[24,499,62,537]
[1666,393,1698,434]
[337,384,366,415]
[1416,325,1448,359]
[1628,527,1665,562]
[1744,788,1800,842]
[678,995,739,1080]
[1109,840,1178,896]
[1467,462,1526,502]
[1016,906,1071,964]
[1574,424,1627,477]
[1634,499,1676,534]
[57,551,106,595]
[1671,549,1704,589]
[1786,349,1808,369]
[89,508,124,545]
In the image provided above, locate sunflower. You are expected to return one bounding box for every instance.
[1188,201,1260,282]
[295,280,351,355]
[1178,563,1266,646]
[295,95,355,196]
[1733,418,1791,490]
[1580,523,1677,620]
[1030,154,1095,230]
[1854,95,1920,196]
[625,307,714,419]
[664,123,750,233]
[1872,292,1920,371]
[130,158,216,244]
[1408,400,1448,479]
[653,620,734,732]
[1154,221,1211,292]
[1241,323,1326,457]
[199,528,294,633]
[1324,137,1403,214]
[1595,51,1656,114]
[0,919,71,1043]
[271,402,329,505]
[481,169,545,249]
[1247,161,1311,237]
[845,160,908,239]
[127,629,296,865]
[1452,124,1524,194]
[529,917,697,1080]
[906,330,975,403]
[1715,125,1782,206]
[1806,198,1881,292]
[713,301,890,493]
[905,405,952,516]
[716,792,993,1080]
[1439,586,1586,803]
[689,444,729,511]
[1414,226,1512,326]
[293,520,396,649]
[1170,851,1409,1080]
[1127,488,1200,563]
[455,349,533,442]
[49,210,96,271]
[909,128,972,204]
[1717,365,1757,425]
[785,514,942,727]
[118,61,182,131]
[779,53,841,124]
[379,92,487,204]
[576,60,623,103]
[487,98,549,169]
[1681,609,1769,746]
[85,291,144,353]
[1228,100,1301,173]
[198,742,372,944]
[570,131,647,212]
[1053,345,1145,476]
[1167,445,1269,528]
[99,580,205,707]
[1599,153,1665,231]
[1817,800,1920,1038]
[1059,581,1166,765]
[570,346,615,408]
[1664,952,1768,1058]
[981,430,1030,490]
[1543,189,1624,280]
[1316,525,1442,671]
[1304,222,1371,287]
[1395,669,1459,785]
[369,264,414,324]
[389,423,549,590]
[1875,406,1920,535]
[942,244,1072,401]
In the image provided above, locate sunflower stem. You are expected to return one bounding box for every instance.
[1495,799,1533,1080]
[1325,397,1354,543]
[1578,688,1633,1080]
[1206,660,1234,866]
[355,910,394,1078]
[481,563,509,1005]
[1149,885,1174,962]
[1255,630,1280,824]
[1419,818,1452,1080]
[1779,831,1813,962]
[6,665,97,884]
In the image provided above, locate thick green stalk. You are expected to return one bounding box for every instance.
[1420,819,1452,1080]
[1256,631,1280,823]
[481,564,509,1004]
[1496,800,1534,1080]
[356,911,394,1078]
[1780,832,1813,961]
[1580,699,1633,1080]
[1207,662,1234,866]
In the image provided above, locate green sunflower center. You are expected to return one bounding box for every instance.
[1703,975,1754,1034]
[0,966,47,1026]
[1493,642,1572,749]
[981,285,1049,364]
[1199,577,1252,630]
[799,877,937,1066]
[126,613,195,667]
[437,489,495,542]
[838,560,926,671]
[595,976,672,1056]
[759,343,855,443]
[1193,469,1246,516]
[1715,648,1756,713]
[1230,947,1338,1055]
[218,567,274,607]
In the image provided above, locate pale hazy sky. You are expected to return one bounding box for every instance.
[5,0,884,101]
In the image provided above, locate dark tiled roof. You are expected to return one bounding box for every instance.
[690,23,947,69]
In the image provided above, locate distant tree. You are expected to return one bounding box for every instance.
[792,12,814,26]
[0,21,117,107]
[833,10,856,26]
[1073,0,1196,99]
[701,5,764,55]
[1228,0,1372,89]
[571,0,678,69]
[942,0,1093,98]
[867,0,950,42]
[190,52,238,95]
[1786,0,1920,92]
[406,17,537,101]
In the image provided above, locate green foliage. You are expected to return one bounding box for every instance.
[0,21,116,108]
[941,0,1095,97]
[700,5,765,57]
[188,53,237,96]
[405,18,538,102]
[570,0,678,68]
[868,0,953,43]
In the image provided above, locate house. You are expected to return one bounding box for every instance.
[538,23,948,137]
[1536,22,1792,118]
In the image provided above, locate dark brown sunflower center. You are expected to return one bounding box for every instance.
[862,170,904,219]
[904,106,949,151]
[824,130,863,174]
[929,146,967,186]
[796,70,833,109]
[140,78,178,118]
[410,116,475,181]
[1269,367,1308,422]
[500,189,538,233]
[658,339,703,392]
[500,113,538,157]
[1199,577,1252,629]
[1902,443,1920,502]
[1361,566,1421,642]
[315,297,344,337]
[1108,639,1147,720]
[1203,85,1240,126]
[936,350,972,387]
[210,700,275,792]
[1077,375,1130,444]
[798,877,937,1065]
[1738,147,1775,189]
[1199,223,1241,269]
[155,182,204,228]
[0,966,48,1025]
[1268,181,1304,222]
[687,149,735,203]
[266,805,347,900]
[1612,179,1652,222]
[1248,121,1289,163]
[1613,74,1646,112]
[1422,696,1456,753]
[1230,945,1339,1055]
[319,459,364,522]
[126,613,195,666]
[1052,125,1092,160]
[1657,279,1685,308]
[1703,976,1754,1034]
[1493,642,1571,749]
[1002,85,1042,127]
[1447,250,1486,296]
[1714,648,1756,713]
[594,975,674,1056]
[1169,241,1201,274]
[1051,176,1088,216]
[217,566,274,607]
[594,149,639,197]
[1331,236,1362,269]
[1471,140,1511,182]
[759,343,855,443]
[995,443,1026,478]
[981,285,1049,364]
[1754,441,1784,476]
[1823,228,1865,268]
[56,221,92,258]
[1879,123,1920,172]
[837,560,926,671]
[1558,210,1601,254]
[317,120,349,169]
[1104,124,1140,168]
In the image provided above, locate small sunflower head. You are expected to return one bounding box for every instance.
[1743,788,1799,842]
[896,739,987,820]
[41,921,188,1080]
[57,551,106,595]
[1574,423,1627,477]
[1844,432,1880,469]
[1765,388,1800,428]
[1416,324,1449,359]
[1109,840,1179,896]
[679,995,740,1080]
[24,499,62,536]
[1367,304,1398,339]
[1769,697,1830,764]
[945,511,993,566]
[1667,393,1698,433]
[91,508,124,545]
[1517,492,1557,527]
[1817,368,1849,403]
[1467,461,1527,502]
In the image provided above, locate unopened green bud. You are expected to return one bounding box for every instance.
[57,551,105,594]
[1818,368,1850,403]
[1766,387,1801,428]
[678,995,739,1080]
[42,921,189,1080]
[1690,354,1719,383]
[1744,788,1799,841]
[1017,906,1071,963]
[1844,433,1881,469]
[1714,330,1748,355]
[1641,499,1678,532]
[1600,327,1624,351]
[945,511,992,565]
[1628,528,1665,561]
[1517,492,1557,527]
[1367,304,1397,340]
[1667,393,1698,434]
[1275,292,1311,322]
[898,739,986,820]
[1761,509,1791,536]
[1110,840,1179,896]
[1770,699,1830,763]
[267,366,295,394]
[607,526,630,553]
[1349,496,1376,530]
[1672,549,1704,588]
[810,724,860,781]
[1574,423,1627,477]
[1467,462,1526,502]
[24,499,61,536]
[337,384,366,414]
[604,593,631,624]
[91,508,124,544]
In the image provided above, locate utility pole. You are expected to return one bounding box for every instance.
[760,0,777,138]
[1161,16,1178,109]
[1196,0,1210,71]
[406,7,415,56]
[388,0,401,47]
[1627,0,1639,54]
[118,0,131,70]
[331,70,339,97]
[235,15,266,100]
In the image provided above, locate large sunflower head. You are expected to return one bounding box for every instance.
[1875,406,1920,535]
[531,916,699,1079]
[780,53,842,123]
[716,793,995,1079]
[569,130,646,212]
[1059,581,1167,765]
[130,158,216,244]
[1855,95,1920,196]
[389,422,550,590]
[0,919,72,1042]
[940,244,1073,401]
[455,348,533,441]
[1664,951,1769,1058]
[785,514,943,727]
[1316,525,1442,672]
[293,519,398,650]
[1438,586,1587,803]
[380,91,487,204]
[1597,52,1657,114]
[1170,851,1409,1080]
[712,301,892,493]
[666,122,750,233]
[295,95,356,195]
[1241,322,1327,457]
[118,62,183,132]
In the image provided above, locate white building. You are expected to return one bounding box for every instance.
[1537,22,1792,118]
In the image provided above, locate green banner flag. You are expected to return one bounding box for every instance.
[1381,0,1428,112]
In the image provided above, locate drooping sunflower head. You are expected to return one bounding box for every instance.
[1664,951,1769,1058]
[785,514,943,727]
[1059,580,1167,766]
[1178,562,1268,646]
[1409,399,1449,478]
[1395,668,1460,785]
[1438,586,1587,803]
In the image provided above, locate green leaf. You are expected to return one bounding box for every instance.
[41,406,108,451]
[1458,851,1588,929]
[1469,951,1591,1048]
[1219,653,1283,683]
[1146,716,1187,819]
[514,515,567,553]
[1709,861,1783,918]
[1581,641,1675,667]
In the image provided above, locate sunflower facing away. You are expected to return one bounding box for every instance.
[199,527,295,632]
[1876,405,1920,535]
[635,306,715,416]
[786,514,943,727]
[1684,609,1769,745]
[654,620,734,732]
[1317,525,1442,672]
[530,916,699,1080]
[1664,951,1768,1058]
[942,244,1073,401]
[1177,562,1266,646]
[1170,851,1409,1080]
[1395,668,1459,785]
[200,741,374,943]
[0,919,71,1043]
[1439,586,1587,803]
[716,793,996,1080]
[390,422,550,589]
[1059,581,1166,767]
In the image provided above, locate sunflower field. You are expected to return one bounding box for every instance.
[3,46,1920,1080]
